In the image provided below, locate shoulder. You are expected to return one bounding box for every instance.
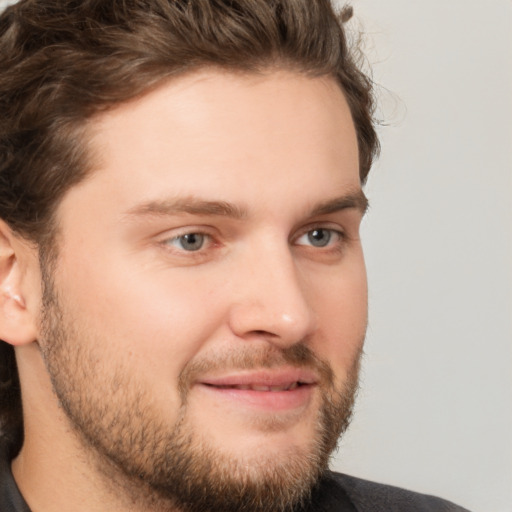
[315,471,471,512]
[0,434,31,512]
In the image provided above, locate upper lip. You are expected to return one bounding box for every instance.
[198,367,318,389]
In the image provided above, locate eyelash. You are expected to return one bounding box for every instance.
[163,232,213,252]
[159,225,347,256]
[294,226,345,250]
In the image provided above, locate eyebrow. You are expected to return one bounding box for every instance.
[126,189,368,220]
[126,196,248,219]
[310,189,369,217]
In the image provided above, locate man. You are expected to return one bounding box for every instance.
[0,1,470,511]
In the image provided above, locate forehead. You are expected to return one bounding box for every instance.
[64,69,360,221]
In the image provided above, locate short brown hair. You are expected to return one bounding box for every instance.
[0,0,379,444]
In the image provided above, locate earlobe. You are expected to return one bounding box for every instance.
[0,221,39,346]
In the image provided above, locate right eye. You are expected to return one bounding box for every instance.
[165,232,209,252]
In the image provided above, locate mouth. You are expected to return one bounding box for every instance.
[200,367,317,388]
[204,381,309,392]
[196,369,317,411]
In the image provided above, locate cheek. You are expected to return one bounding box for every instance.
[55,252,229,382]
[308,258,367,376]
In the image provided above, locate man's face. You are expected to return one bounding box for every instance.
[39,70,367,511]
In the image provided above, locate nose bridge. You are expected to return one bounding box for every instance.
[228,236,316,344]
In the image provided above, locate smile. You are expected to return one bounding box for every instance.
[196,368,318,411]
[199,367,317,388]
[207,382,304,391]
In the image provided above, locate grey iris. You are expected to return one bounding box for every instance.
[179,233,205,251]
[307,229,331,247]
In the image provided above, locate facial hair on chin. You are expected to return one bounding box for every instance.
[39,269,362,512]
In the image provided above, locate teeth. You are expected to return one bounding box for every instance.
[252,385,270,391]
[223,383,300,391]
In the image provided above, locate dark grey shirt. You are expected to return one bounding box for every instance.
[0,437,470,511]
[0,439,30,512]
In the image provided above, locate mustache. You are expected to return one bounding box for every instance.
[178,342,335,399]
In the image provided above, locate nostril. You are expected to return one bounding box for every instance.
[251,329,275,336]
[227,292,316,347]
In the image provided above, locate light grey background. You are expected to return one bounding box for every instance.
[331,2,512,512]
[1,0,510,511]
[0,0,16,10]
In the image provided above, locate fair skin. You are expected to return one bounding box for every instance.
[1,69,367,511]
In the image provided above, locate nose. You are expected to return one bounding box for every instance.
[227,240,317,347]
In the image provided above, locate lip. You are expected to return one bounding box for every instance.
[200,367,318,387]
[196,367,318,411]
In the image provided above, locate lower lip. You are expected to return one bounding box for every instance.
[197,384,315,411]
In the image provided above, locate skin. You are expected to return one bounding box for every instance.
[2,69,368,511]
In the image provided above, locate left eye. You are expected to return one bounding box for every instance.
[296,228,340,248]
[167,233,207,251]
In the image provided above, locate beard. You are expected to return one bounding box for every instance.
[39,266,362,512]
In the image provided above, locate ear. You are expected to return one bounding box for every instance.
[0,220,40,346]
